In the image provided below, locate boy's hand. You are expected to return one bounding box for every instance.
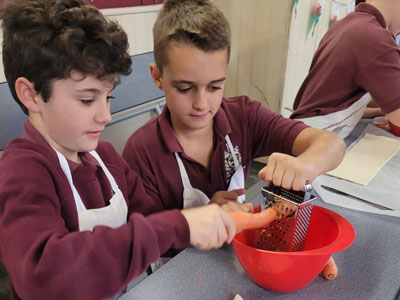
[363,107,383,118]
[209,189,253,212]
[258,153,317,191]
[181,204,236,250]
[258,124,346,191]
[221,201,253,213]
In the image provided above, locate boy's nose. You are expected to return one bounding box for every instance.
[95,102,112,124]
[192,90,208,110]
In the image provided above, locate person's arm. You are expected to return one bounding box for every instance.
[0,152,190,299]
[386,107,400,127]
[0,149,235,300]
[363,98,383,118]
[357,39,400,126]
[363,107,383,118]
[181,204,236,249]
[258,128,345,191]
[120,146,237,249]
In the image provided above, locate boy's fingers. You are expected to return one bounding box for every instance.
[281,168,295,190]
[235,202,253,212]
[223,191,240,200]
[230,188,246,196]
[245,202,254,213]
[292,174,309,191]
[216,217,227,248]
[212,190,241,202]
[272,164,285,187]
[221,210,236,244]
[221,201,253,213]
[262,154,287,184]
[258,162,274,183]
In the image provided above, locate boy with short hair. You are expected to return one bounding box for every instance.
[122,0,345,213]
[0,0,236,299]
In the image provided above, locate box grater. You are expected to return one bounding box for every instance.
[254,182,316,252]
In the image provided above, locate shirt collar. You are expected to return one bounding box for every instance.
[68,152,100,172]
[356,3,387,29]
[158,100,232,154]
[214,102,232,138]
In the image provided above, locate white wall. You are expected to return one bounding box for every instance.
[213,0,292,113]
[102,5,161,56]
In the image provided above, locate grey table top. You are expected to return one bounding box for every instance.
[121,120,400,300]
[121,179,400,300]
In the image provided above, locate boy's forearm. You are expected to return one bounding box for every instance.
[386,107,400,127]
[294,128,345,176]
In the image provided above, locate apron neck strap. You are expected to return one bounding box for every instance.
[225,135,240,168]
[53,148,120,212]
[174,152,193,190]
[53,149,87,212]
[89,150,119,192]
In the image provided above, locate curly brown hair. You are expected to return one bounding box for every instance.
[153,0,231,75]
[0,0,132,115]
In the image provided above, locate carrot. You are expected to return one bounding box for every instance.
[229,208,277,231]
[322,256,338,280]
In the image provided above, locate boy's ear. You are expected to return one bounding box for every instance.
[15,77,41,113]
[149,63,163,90]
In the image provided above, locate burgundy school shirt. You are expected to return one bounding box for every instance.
[291,3,400,119]
[0,121,189,300]
[122,96,308,210]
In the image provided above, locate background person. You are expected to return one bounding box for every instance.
[290,0,400,138]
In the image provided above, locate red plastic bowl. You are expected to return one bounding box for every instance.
[232,206,355,292]
[389,121,400,136]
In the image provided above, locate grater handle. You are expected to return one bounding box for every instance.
[260,181,314,205]
[303,181,312,202]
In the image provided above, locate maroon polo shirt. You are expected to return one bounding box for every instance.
[291,3,400,119]
[0,121,189,300]
[122,96,308,210]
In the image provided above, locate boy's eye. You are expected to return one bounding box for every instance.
[177,87,192,94]
[210,86,222,91]
[80,99,95,105]
[80,96,114,105]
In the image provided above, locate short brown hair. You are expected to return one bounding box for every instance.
[0,0,132,115]
[153,0,231,74]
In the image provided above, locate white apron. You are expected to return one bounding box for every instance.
[54,149,128,231]
[297,93,372,139]
[175,135,245,209]
[151,136,246,273]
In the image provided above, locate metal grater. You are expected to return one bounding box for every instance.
[255,182,316,252]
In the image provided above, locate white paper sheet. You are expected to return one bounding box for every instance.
[327,133,400,185]
[315,124,400,216]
